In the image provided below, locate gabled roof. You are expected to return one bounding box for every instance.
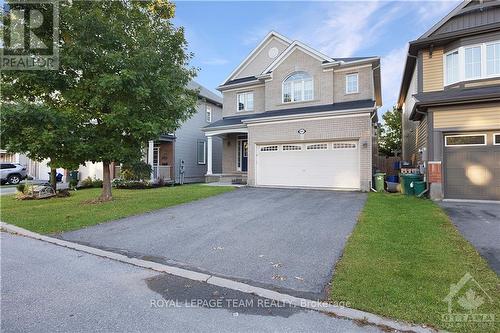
[397,0,500,108]
[188,81,222,106]
[419,0,472,39]
[261,40,335,74]
[221,31,292,86]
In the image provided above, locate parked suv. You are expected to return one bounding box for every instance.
[0,163,27,185]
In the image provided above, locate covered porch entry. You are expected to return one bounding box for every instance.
[115,135,175,182]
[205,127,248,184]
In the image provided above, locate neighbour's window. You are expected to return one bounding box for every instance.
[237,92,254,112]
[464,46,481,79]
[345,73,359,94]
[445,40,500,85]
[444,134,486,147]
[197,140,206,164]
[486,42,500,76]
[493,134,500,145]
[282,72,313,103]
[206,106,212,123]
[445,50,459,85]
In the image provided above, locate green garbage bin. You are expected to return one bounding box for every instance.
[374,172,386,192]
[69,170,79,182]
[401,174,422,196]
[414,181,427,197]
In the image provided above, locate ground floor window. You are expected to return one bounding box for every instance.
[197,140,206,165]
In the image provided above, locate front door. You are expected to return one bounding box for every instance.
[237,138,248,172]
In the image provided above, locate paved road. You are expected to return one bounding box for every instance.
[1,232,382,333]
[61,188,366,297]
[440,201,500,274]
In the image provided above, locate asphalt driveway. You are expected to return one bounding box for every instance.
[61,188,366,297]
[440,201,500,275]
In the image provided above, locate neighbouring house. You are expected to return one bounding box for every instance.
[3,81,223,184]
[202,31,381,190]
[397,0,500,201]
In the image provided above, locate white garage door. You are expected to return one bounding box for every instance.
[256,141,360,189]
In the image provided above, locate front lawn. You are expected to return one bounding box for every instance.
[330,193,499,333]
[0,184,234,234]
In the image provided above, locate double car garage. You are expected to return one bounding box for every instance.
[255,141,361,190]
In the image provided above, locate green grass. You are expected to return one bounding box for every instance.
[0,184,234,234]
[330,193,499,333]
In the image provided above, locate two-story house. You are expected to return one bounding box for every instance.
[398,0,500,201]
[202,31,381,191]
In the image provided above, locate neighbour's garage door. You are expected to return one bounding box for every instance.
[256,141,360,189]
[444,132,500,201]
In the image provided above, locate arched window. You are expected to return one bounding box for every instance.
[282,72,313,103]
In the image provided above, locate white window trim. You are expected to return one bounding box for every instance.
[444,134,487,147]
[493,133,500,146]
[443,40,500,86]
[345,73,359,94]
[206,106,212,123]
[236,92,254,112]
[197,140,206,165]
[282,72,314,104]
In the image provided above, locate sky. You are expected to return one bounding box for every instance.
[174,0,461,115]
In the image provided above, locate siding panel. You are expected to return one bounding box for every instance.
[422,47,444,92]
[432,103,500,130]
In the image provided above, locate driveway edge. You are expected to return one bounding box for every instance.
[1,222,436,333]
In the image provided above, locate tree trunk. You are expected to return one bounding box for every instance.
[50,168,57,191]
[100,161,112,201]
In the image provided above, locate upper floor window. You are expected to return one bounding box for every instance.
[465,46,481,79]
[445,50,459,85]
[445,40,500,85]
[237,92,253,112]
[206,106,212,123]
[282,72,313,103]
[486,42,500,76]
[345,73,359,94]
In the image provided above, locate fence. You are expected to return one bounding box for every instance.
[373,155,400,175]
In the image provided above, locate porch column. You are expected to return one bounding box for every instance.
[207,135,213,175]
[148,140,154,181]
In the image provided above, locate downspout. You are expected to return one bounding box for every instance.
[415,106,429,198]
[370,110,378,192]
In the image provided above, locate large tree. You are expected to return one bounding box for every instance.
[378,106,402,157]
[0,104,85,189]
[2,0,198,200]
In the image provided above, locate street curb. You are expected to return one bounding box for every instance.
[1,222,436,333]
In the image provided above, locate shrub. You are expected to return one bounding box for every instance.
[121,161,152,181]
[112,179,152,189]
[69,179,78,189]
[16,183,25,193]
[79,177,94,189]
[91,179,103,188]
[79,177,103,189]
